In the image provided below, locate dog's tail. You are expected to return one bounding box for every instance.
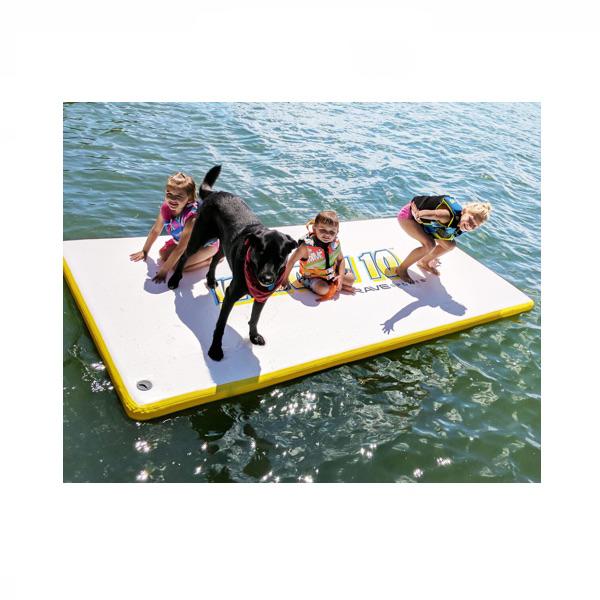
[200,165,222,200]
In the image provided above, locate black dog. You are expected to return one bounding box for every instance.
[167,165,297,361]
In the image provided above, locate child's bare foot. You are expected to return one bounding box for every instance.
[417,259,440,276]
[394,266,414,283]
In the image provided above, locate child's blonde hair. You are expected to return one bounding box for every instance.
[166,172,196,203]
[306,210,340,231]
[463,201,492,224]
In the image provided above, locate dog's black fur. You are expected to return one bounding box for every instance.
[167,165,297,361]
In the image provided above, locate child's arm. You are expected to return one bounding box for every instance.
[412,205,452,224]
[317,247,346,303]
[334,250,345,292]
[130,212,164,261]
[152,217,195,282]
[280,245,308,287]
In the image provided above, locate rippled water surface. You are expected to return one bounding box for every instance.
[63,102,540,482]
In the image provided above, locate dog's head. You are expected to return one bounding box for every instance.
[247,229,297,288]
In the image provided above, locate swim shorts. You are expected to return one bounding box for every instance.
[297,271,348,293]
[397,202,413,221]
[298,275,327,293]
[159,238,220,256]
[160,239,177,255]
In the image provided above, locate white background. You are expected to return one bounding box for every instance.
[2,1,598,598]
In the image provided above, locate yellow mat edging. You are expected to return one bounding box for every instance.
[64,258,140,418]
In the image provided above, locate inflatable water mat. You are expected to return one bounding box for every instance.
[63,217,534,420]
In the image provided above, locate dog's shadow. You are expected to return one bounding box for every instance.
[142,257,215,295]
[281,284,320,307]
[381,269,466,334]
[142,257,168,295]
[142,259,262,381]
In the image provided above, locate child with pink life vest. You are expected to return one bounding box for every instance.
[281,210,356,301]
[129,172,219,283]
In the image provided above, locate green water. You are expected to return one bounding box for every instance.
[63,102,540,482]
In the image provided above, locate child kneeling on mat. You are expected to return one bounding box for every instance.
[395,195,491,283]
[281,210,355,301]
[129,172,219,283]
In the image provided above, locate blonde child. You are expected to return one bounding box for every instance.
[395,195,491,283]
[282,210,355,301]
[129,172,219,283]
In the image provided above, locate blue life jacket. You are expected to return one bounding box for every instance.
[417,195,463,241]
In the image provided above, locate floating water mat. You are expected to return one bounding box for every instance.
[63,218,533,420]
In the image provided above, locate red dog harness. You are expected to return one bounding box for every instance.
[243,242,287,303]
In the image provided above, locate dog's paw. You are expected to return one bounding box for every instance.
[167,274,181,290]
[206,276,217,289]
[250,333,266,346]
[208,345,224,361]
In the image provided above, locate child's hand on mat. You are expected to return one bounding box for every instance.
[152,269,168,284]
[130,250,147,262]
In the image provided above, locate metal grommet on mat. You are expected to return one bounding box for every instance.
[136,380,153,391]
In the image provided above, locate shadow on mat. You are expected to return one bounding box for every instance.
[170,278,263,383]
[139,259,264,385]
[381,271,466,334]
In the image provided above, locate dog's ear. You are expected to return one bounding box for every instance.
[282,234,298,255]
[247,232,265,251]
